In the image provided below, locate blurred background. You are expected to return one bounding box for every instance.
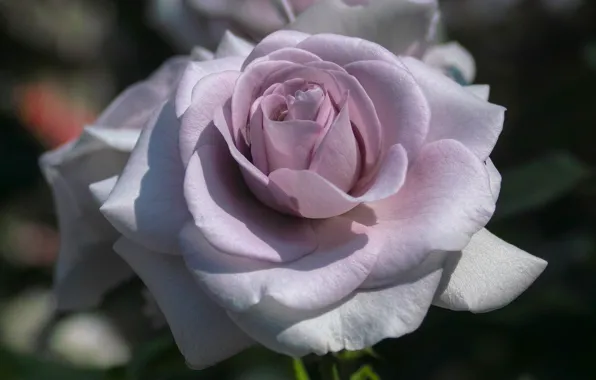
[0,0,595,379]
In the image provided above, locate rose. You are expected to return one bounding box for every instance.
[150,0,436,55]
[39,32,253,310]
[92,30,547,367]
[41,31,478,313]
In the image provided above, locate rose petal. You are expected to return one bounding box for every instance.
[213,104,276,210]
[466,85,491,101]
[97,57,189,129]
[360,139,495,287]
[345,59,430,158]
[290,0,439,58]
[258,62,383,181]
[232,60,293,151]
[227,253,445,356]
[402,57,506,161]
[295,33,397,67]
[434,229,547,312]
[175,57,244,118]
[269,144,407,218]
[180,214,377,312]
[40,128,136,309]
[113,237,253,369]
[214,30,255,59]
[266,47,322,64]
[309,101,361,191]
[54,240,133,310]
[262,97,323,172]
[89,176,118,206]
[422,42,476,85]
[242,30,310,70]
[486,158,501,202]
[179,71,241,166]
[184,142,317,263]
[101,101,190,255]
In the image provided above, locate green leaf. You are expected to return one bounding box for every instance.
[494,151,590,220]
[350,365,381,380]
[293,358,311,380]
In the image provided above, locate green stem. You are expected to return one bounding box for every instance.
[293,358,311,380]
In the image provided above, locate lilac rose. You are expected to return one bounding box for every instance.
[89,31,547,367]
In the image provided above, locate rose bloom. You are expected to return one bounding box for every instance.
[41,30,546,368]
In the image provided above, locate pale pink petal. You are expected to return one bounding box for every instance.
[242,30,310,70]
[175,57,244,118]
[97,57,189,129]
[309,101,361,191]
[266,47,322,64]
[345,60,430,157]
[269,144,407,219]
[289,0,439,57]
[486,159,501,202]
[286,85,324,120]
[214,30,255,59]
[262,97,323,172]
[402,57,506,161]
[213,104,276,211]
[360,139,495,287]
[40,128,136,309]
[113,237,253,369]
[434,229,547,312]
[89,176,118,206]
[180,214,377,312]
[184,144,317,263]
[227,253,445,356]
[466,85,491,101]
[54,240,133,311]
[101,101,190,255]
[179,71,240,167]
[248,104,269,175]
[259,63,382,181]
[232,60,294,149]
[422,42,476,84]
[295,33,397,67]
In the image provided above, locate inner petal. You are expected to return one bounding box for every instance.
[260,95,323,172]
[286,85,325,121]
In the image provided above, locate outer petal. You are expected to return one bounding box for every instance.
[180,214,378,313]
[227,253,446,356]
[402,57,505,161]
[422,42,476,85]
[486,158,501,202]
[184,144,317,264]
[434,229,547,312]
[40,128,138,309]
[466,85,491,101]
[242,30,310,70]
[101,101,191,255]
[288,0,439,57]
[360,139,496,287]
[175,57,244,118]
[345,59,430,158]
[295,33,397,67]
[97,56,189,129]
[214,30,255,59]
[113,237,253,369]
